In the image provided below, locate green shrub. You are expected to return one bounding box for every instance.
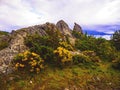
[25,34,57,64]
[75,34,116,61]
[82,50,101,62]
[72,30,83,39]
[0,31,9,50]
[24,34,50,48]
[72,50,101,66]
[27,27,64,49]
[12,51,44,74]
[0,42,9,50]
[75,36,97,51]
[111,30,120,51]
[82,50,96,56]
[30,46,54,64]
[112,60,120,70]
[45,28,64,49]
[96,41,116,61]
[112,53,120,70]
[72,54,90,64]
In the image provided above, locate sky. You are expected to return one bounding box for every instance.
[0,0,120,35]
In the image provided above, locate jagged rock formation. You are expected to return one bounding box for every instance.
[56,20,77,44]
[0,20,83,73]
[56,20,72,37]
[73,23,83,34]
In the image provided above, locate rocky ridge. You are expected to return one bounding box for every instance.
[0,20,83,73]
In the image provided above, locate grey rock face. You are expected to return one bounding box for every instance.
[56,20,72,37]
[73,23,83,34]
[0,30,28,74]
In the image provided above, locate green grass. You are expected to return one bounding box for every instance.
[1,62,120,90]
[0,31,9,36]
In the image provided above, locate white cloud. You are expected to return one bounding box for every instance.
[0,0,120,31]
[95,35,111,40]
[0,0,41,29]
[94,0,120,24]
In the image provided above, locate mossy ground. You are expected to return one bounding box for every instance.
[1,62,120,90]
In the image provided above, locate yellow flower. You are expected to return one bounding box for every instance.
[24,51,29,55]
[40,64,44,69]
[33,60,36,62]
[14,66,18,70]
[32,52,39,57]
[19,64,25,67]
[22,58,27,61]
[15,63,19,68]
[14,50,44,73]
[18,53,23,57]
[54,46,73,63]
[31,62,37,66]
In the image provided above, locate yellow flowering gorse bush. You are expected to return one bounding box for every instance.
[54,47,73,65]
[59,41,74,51]
[13,51,44,73]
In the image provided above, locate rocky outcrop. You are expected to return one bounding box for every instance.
[56,20,72,37]
[73,23,83,34]
[0,20,83,73]
[0,30,28,73]
[0,23,58,73]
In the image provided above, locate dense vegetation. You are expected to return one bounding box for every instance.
[111,30,120,51]
[0,29,120,90]
[0,31,9,50]
[0,31,9,36]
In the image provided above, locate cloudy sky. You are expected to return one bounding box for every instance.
[0,0,120,34]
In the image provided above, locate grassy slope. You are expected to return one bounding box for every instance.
[0,31,9,36]
[1,62,120,90]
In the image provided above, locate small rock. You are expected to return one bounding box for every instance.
[30,80,33,84]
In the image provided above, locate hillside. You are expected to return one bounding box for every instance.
[0,20,82,73]
[0,20,120,90]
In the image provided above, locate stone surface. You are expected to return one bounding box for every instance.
[0,30,28,74]
[73,23,83,34]
[56,20,72,37]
